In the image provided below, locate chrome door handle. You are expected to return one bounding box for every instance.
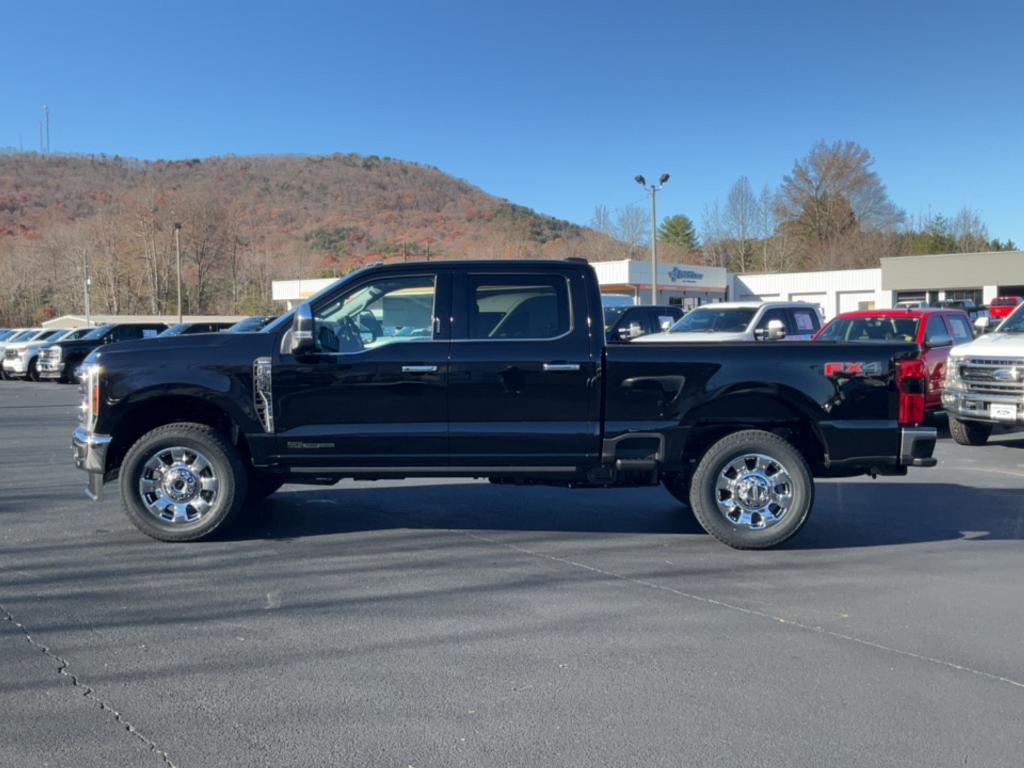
[543,363,581,372]
[401,365,438,373]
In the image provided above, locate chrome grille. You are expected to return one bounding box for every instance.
[4,348,17,360]
[41,347,60,361]
[959,357,1024,397]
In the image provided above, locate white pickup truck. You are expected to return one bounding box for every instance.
[942,308,1024,444]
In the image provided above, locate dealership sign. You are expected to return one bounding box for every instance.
[667,267,704,284]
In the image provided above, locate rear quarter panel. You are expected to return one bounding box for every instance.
[604,341,919,470]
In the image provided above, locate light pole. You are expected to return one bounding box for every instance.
[173,223,183,323]
[635,173,670,304]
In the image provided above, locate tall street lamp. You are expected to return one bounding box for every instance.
[635,173,670,304]
[173,223,183,323]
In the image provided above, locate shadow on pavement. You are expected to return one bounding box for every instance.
[229,479,1024,549]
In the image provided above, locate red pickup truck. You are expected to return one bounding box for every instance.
[988,296,1022,320]
[815,308,973,410]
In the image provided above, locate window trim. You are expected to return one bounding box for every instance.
[453,271,575,343]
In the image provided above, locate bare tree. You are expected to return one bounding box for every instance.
[951,206,990,253]
[700,202,729,269]
[589,204,614,236]
[724,177,758,272]
[615,204,647,257]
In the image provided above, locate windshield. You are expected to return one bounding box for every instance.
[603,307,627,329]
[998,305,1024,332]
[63,328,94,340]
[11,330,38,342]
[992,297,1019,306]
[668,307,757,334]
[82,324,116,340]
[158,324,190,337]
[226,316,274,333]
[0,330,16,341]
[817,316,920,342]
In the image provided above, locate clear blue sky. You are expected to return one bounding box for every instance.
[4,0,1023,242]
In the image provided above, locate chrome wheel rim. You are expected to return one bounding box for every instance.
[138,446,219,526]
[714,452,793,530]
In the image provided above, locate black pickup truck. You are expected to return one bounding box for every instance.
[39,322,167,382]
[72,259,936,548]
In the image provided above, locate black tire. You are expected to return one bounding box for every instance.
[247,471,285,502]
[120,422,248,542]
[27,359,39,382]
[661,470,693,507]
[948,417,992,446]
[689,430,814,550]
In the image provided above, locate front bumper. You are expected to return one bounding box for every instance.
[900,427,937,467]
[37,359,65,379]
[2,358,28,376]
[942,388,1024,425]
[72,426,112,501]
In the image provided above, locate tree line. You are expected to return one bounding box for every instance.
[590,140,1017,273]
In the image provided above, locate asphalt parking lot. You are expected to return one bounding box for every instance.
[1,380,1023,767]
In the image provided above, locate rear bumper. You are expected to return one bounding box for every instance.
[899,427,937,467]
[72,426,111,501]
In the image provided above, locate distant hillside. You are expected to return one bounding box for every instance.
[0,152,621,323]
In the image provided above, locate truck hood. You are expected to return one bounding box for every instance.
[633,331,749,343]
[89,331,276,368]
[949,332,1024,359]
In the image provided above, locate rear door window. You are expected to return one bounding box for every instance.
[464,274,571,340]
[788,309,821,335]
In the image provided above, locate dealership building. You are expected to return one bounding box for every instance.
[732,250,1024,319]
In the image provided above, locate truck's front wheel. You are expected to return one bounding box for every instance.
[689,430,813,549]
[120,423,248,542]
[948,417,992,446]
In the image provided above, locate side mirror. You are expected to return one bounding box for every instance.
[757,318,787,341]
[926,334,953,349]
[288,304,316,356]
[974,316,991,334]
[617,321,644,341]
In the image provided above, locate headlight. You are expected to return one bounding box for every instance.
[79,364,102,431]
[945,358,963,386]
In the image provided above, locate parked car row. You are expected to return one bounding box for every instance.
[0,317,276,382]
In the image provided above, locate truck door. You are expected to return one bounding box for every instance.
[273,271,451,468]
[447,268,600,469]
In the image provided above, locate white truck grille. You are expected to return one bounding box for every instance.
[958,358,1024,397]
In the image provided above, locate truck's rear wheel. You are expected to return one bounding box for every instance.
[689,430,813,549]
[948,417,992,446]
[120,423,248,542]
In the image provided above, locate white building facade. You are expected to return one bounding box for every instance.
[730,268,892,320]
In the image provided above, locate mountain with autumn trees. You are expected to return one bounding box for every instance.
[0,152,643,324]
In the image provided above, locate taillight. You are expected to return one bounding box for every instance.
[896,358,926,426]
